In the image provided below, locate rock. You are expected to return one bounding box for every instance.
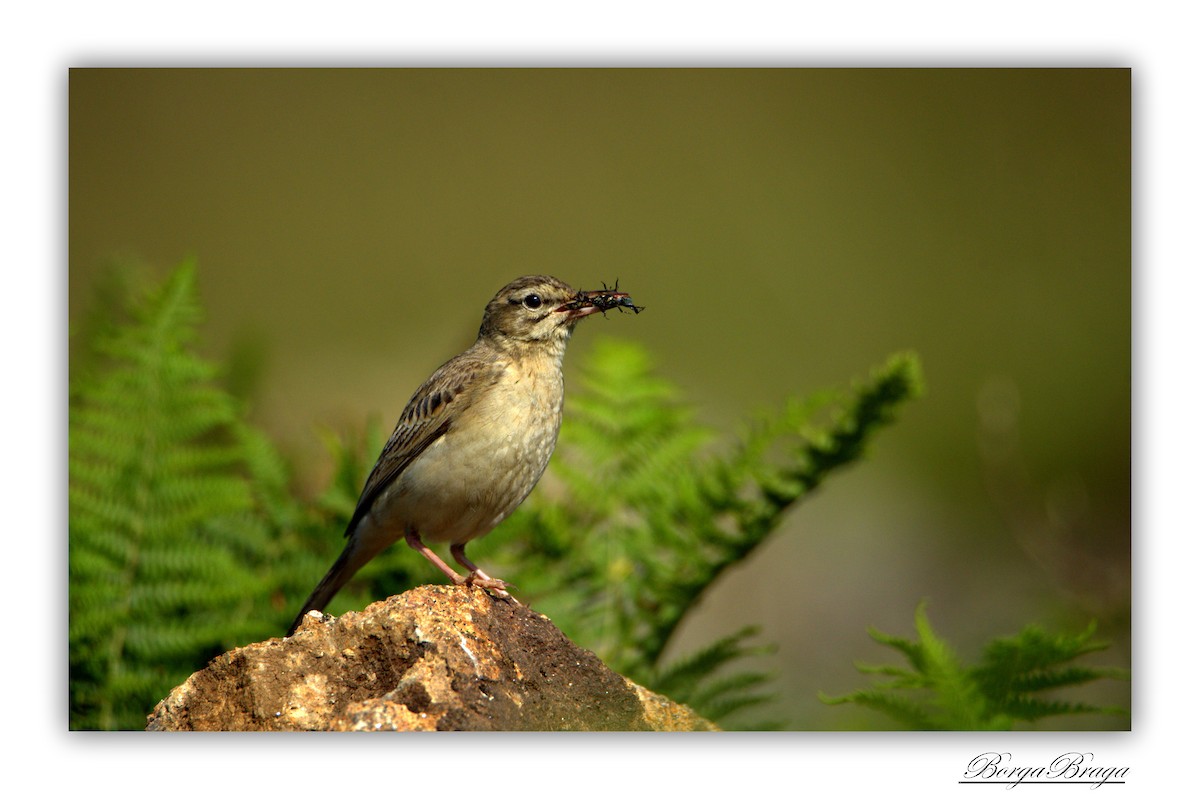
[146,585,717,731]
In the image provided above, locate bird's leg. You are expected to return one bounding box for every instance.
[404,529,470,586]
[451,543,517,602]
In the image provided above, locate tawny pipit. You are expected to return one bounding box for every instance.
[288,275,638,634]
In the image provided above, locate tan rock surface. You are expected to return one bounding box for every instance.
[146,585,717,731]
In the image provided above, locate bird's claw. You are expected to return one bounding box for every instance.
[466,573,520,604]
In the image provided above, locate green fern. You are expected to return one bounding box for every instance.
[69,262,296,729]
[820,602,1129,730]
[649,627,783,728]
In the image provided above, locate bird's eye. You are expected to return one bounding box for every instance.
[522,293,542,310]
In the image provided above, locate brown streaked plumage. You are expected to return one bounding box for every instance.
[288,275,638,635]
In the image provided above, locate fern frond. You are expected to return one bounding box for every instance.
[652,626,767,696]
[650,627,778,729]
[69,261,295,729]
[819,689,942,730]
[824,602,1129,730]
[969,622,1130,724]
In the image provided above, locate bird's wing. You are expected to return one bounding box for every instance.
[344,348,499,538]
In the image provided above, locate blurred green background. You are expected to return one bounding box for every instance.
[68,68,1130,728]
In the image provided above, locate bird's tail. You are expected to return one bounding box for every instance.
[287,535,384,636]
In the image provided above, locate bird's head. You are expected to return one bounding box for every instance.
[478,275,637,345]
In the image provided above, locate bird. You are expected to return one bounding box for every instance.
[288,275,639,635]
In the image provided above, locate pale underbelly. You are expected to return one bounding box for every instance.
[369,399,560,545]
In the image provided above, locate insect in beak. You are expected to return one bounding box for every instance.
[556,280,645,318]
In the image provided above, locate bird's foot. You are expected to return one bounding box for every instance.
[466,572,520,604]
